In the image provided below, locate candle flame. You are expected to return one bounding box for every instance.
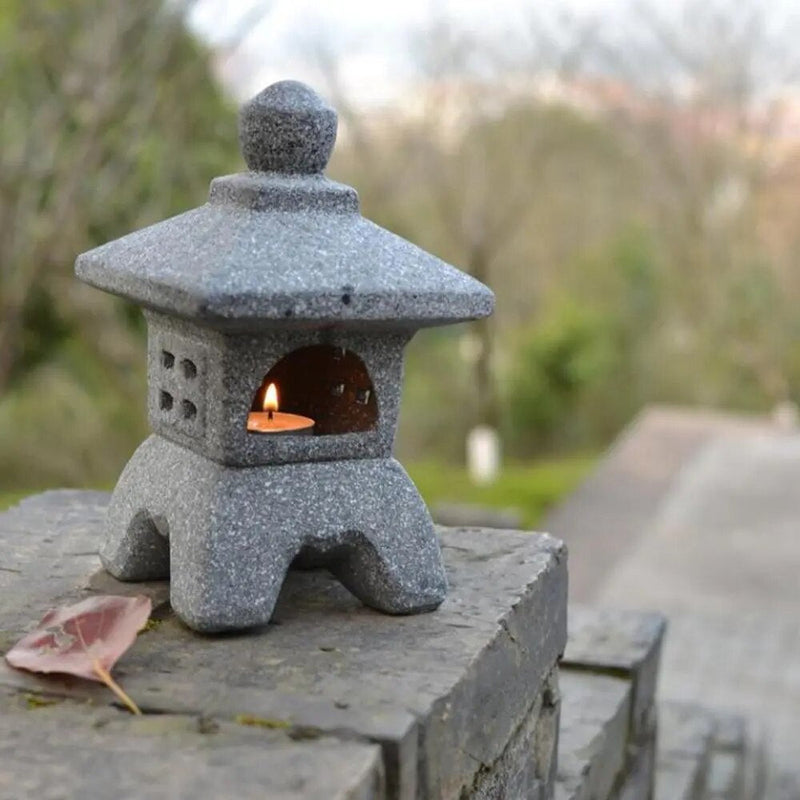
[263,382,279,413]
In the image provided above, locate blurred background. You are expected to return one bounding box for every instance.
[3,0,800,520]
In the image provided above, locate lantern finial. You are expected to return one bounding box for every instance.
[238,80,337,175]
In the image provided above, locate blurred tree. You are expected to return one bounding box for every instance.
[0,0,238,391]
[324,19,641,437]
[595,0,800,408]
[331,98,644,456]
[316,0,800,462]
[0,0,239,488]
[507,297,619,452]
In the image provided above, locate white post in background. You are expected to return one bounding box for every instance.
[772,401,799,431]
[467,425,501,486]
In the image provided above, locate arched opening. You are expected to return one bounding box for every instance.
[249,345,378,435]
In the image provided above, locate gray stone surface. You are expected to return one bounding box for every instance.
[593,430,800,794]
[615,737,656,800]
[239,80,337,174]
[704,711,753,800]
[706,752,743,799]
[542,406,774,602]
[563,606,666,742]
[0,696,385,800]
[555,671,632,800]
[0,491,567,800]
[547,406,800,797]
[558,607,665,800]
[655,702,714,800]
[656,702,764,800]
[659,702,715,762]
[468,670,558,800]
[74,79,494,632]
[654,759,704,800]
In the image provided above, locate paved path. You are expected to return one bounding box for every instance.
[542,406,774,602]
[544,407,800,797]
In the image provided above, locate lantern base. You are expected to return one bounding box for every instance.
[101,435,447,632]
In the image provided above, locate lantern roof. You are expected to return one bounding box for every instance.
[75,80,494,330]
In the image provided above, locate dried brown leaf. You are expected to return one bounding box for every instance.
[4,595,152,682]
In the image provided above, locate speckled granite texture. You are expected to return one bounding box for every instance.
[143,313,408,466]
[74,80,494,632]
[74,82,493,328]
[104,436,446,632]
[239,80,337,174]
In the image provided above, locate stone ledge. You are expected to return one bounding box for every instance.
[0,694,385,800]
[657,703,766,800]
[656,702,714,800]
[555,671,632,800]
[556,607,667,800]
[562,605,666,741]
[0,491,567,800]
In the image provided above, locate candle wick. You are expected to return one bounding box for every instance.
[268,409,274,421]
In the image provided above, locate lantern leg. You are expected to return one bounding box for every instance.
[101,436,174,581]
[168,513,297,633]
[100,509,170,581]
[101,437,447,631]
[325,460,448,615]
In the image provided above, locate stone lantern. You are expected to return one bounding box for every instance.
[75,80,494,632]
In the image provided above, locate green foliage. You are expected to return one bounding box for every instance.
[502,225,670,454]
[0,338,147,491]
[506,299,620,453]
[396,328,477,462]
[0,491,30,512]
[0,0,238,491]
[407,456,596,528]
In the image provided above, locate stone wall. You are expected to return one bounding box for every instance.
[0,492,763,799]
[557,606,665,799]
[556,607,763,800]
[0,492,566,800]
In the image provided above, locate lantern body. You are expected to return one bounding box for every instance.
[75,81,494,632]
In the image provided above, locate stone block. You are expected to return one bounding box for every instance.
[468,671,558,800]
[654,758,704,800]
[555,671,632,800]
[655,702,714,800]
[0,695,385,800]
[615,736,655,800]
[0,492,567,800]
[562,605,666,741]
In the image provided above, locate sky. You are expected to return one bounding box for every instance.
[189,0,628,105]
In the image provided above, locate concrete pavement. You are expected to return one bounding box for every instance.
[544,407,800,797]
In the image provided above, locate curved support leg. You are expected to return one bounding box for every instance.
[101,509,170,581]
[169,520,297,633]
[330,539,446,615]
[102,437,173,580]
[311,459,448,614]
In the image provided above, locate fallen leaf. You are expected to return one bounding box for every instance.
[5,595,151,682]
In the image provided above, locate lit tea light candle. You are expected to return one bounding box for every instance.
[247,383,315,435]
